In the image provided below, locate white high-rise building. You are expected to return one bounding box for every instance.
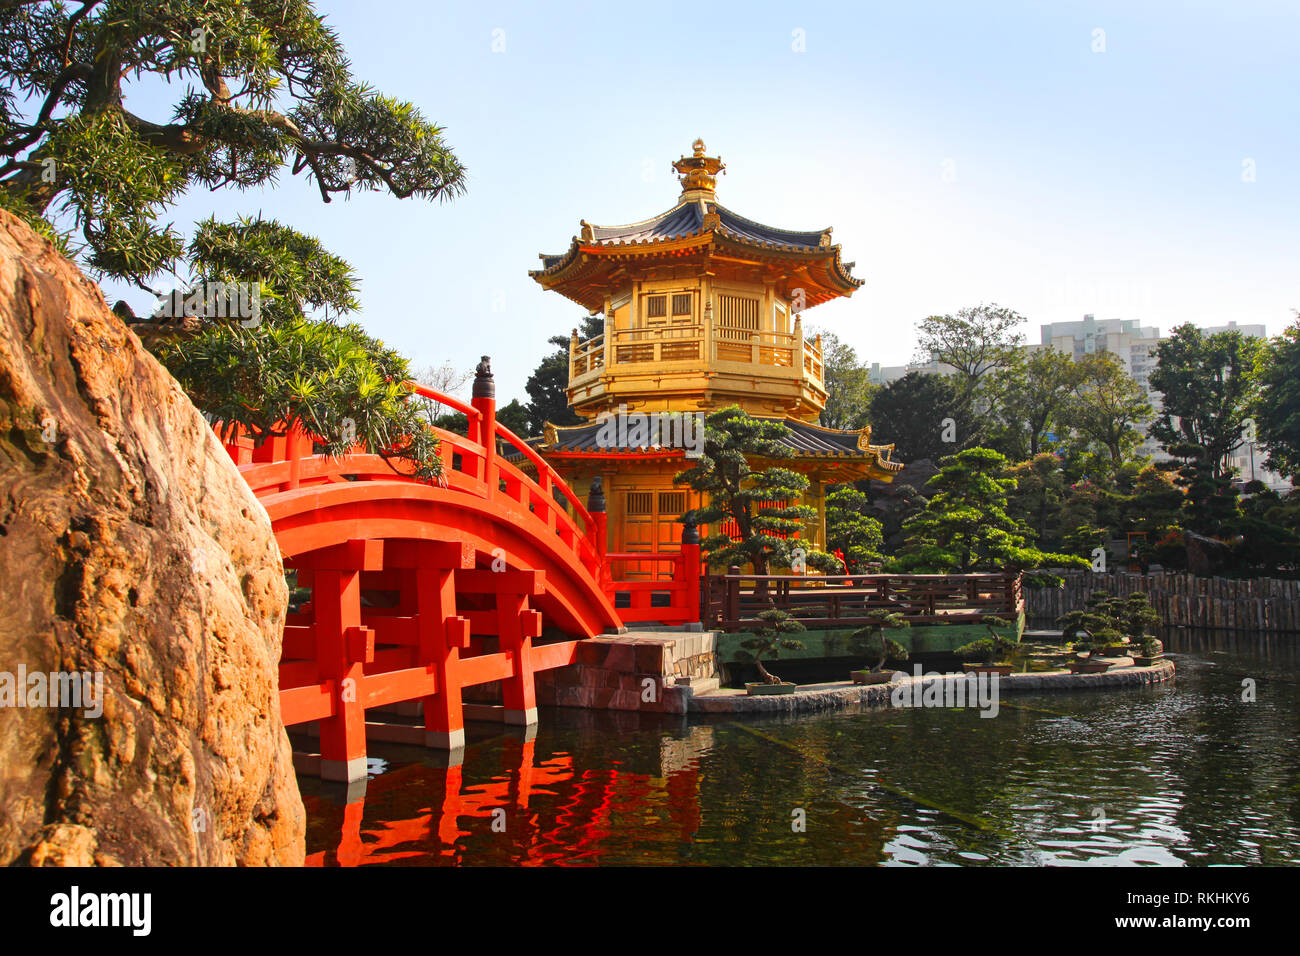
[1035,315,1286,490]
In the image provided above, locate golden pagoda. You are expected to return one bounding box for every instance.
[528,140,901,573]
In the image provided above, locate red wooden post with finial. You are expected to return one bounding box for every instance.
[681,513,702,624]
[470,355,497,495]
[587,477,610,588]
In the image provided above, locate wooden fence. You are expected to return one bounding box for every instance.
[1026,570,1300,634]
[704,569,1023,631]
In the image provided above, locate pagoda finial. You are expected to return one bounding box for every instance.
[673,138,725,201]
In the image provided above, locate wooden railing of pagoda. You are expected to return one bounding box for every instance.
[705,569,1025,632]
[569,319,825,390]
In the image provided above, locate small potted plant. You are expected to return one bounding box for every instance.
[956,616,1018,675]
[738,608,806,695]
[1132,636,1165,666]
[1059,589,1161,671]
[1065,635,1112,673]
[849,610,910,684]
[1059,591,1117,672]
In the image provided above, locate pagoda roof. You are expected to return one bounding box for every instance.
[525,416,903,480]
[529,140,864,312]
[537,200,834,271]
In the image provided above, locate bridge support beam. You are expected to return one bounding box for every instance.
[500,593,543,726]
[315,567,369,783]
[417,565,467,751]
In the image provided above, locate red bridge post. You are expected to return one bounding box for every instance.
[681,515,702,624]
[470,356,497,492]
[417,564,465,751]
[588,478,610,588]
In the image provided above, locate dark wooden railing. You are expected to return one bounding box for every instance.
[705,568,1024,631]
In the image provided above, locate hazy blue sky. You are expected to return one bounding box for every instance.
[106,0,1300,403]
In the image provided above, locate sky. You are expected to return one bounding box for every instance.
[103,0,1300,403]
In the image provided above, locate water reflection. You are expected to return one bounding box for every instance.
[302,642,1300,866]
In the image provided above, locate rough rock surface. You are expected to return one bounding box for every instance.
[0,211,304,865]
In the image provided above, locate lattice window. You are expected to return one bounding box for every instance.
[645,294,667,318]
[672,293,693,317]
[658,492,687,517]
[627,492,654,515]
[718,294,760,338]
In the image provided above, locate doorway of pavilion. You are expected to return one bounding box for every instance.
[620,489,688,581]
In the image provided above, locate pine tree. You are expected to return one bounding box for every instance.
[674,406,839,576]
[894,447,1089,573]
[825,484,885,571]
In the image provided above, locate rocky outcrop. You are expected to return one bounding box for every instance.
[0,211,304,865]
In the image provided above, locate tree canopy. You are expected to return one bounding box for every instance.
[0,0,467,474]
[893,447,1088,574]
[1150,323,1263,477]
[1251,316,1300,481]
[673,406,839,575]
[813,328,875,431]
[869,370,982,462]
[1,0,465,283]
[914,303,1026,400]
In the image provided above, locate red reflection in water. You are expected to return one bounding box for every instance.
[304,735,701,866]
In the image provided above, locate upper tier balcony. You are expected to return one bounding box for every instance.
[567,316,826,419]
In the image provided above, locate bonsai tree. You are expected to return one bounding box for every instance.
[674,406,841,580]
[1057,590,1128,656]
[736,608,806,685]
[1137,636,1164,660]
[850,609,910,673]
[1116,592,1161,642]
[955,615,1017,664]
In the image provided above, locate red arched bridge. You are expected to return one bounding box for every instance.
[219,359,701,782]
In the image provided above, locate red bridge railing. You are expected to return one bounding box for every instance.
[218,375,703,629]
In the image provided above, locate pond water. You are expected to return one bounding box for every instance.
[299,635,1300,866]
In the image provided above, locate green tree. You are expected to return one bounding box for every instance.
[1150,323,1264,477]
[814,329,874,430]
[869,371,982,461]
[496,399,531,437]
[1253,315,1300,481]
[0,1,466,472]
[984,347,1079,459]
[1165,441,1242,538]
[1060,351,1152,467]
[824,484,884,570]
[914,303,1026,401]
[849,610,909,673]
[736,609,806,685]
[893,447,1088,573]
[0,0,464,281]
[159,314,441,478]
[673,406,838,576]
[525,315,603,435]
[1005,453,1068,547]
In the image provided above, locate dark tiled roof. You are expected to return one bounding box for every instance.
[530,416,902,470]
[537,201,830,270]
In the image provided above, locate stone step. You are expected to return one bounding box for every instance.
[673,676,720,696]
